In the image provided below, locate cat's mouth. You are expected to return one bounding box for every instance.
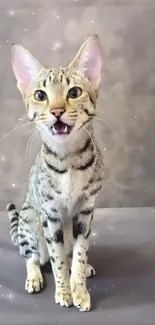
[51,121,73,135]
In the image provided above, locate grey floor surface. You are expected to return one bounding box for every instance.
[0,208,155,325]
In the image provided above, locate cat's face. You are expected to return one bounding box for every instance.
[11,36,102,144]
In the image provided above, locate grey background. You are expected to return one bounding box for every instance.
[0,0,155,209]
[1,2,155,323]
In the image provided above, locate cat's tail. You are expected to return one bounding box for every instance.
[6,202,19,246]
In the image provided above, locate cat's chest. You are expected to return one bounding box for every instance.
[38,169,87,216]
[59,170,83,200]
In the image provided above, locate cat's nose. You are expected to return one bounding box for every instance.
[50,107,65,118]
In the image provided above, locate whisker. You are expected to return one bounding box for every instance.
[22,118,46,136]
[0,121,34,144]
[96,109,105,115]
[23,126,37,136]
[28,128,40,157]
[25,127,38,159]
[23,119,46,137]
[80,123,95,151]
[91,116,114,132]
[0,115,47,144]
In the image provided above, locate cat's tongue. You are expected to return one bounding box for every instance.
[52,121,69,135]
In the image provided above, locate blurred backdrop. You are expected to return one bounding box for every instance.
[0,0,155,209]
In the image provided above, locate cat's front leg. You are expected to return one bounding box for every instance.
[71,201,94,312]
[41,205,72,307]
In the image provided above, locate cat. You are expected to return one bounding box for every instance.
[7,35,104,312]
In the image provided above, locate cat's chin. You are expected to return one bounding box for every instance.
[40,127,72,145]
[51,133,71,144]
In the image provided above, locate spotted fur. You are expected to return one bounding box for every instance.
[7,35,104,312]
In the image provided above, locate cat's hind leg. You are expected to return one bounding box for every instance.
[19,206,44,293]
[8,202,44,293]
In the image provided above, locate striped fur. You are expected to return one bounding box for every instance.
[7,36,104,312]
[7,203,19,246]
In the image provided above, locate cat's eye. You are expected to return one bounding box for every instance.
[67,87,82,99]
[34,90,47,102]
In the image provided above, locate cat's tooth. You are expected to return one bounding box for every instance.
[64,125,68,133]
[52,126,57,134]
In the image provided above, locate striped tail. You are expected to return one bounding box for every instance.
[7,202,19,246]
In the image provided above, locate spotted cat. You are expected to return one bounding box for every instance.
[7,35,104,312]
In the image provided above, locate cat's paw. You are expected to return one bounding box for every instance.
[55,287,73,307]
[86,264,96,278]
[25,263,44,293]
[70,277,91,312]
[25,274,43,293]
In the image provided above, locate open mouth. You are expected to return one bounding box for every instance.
[51,121,73,135]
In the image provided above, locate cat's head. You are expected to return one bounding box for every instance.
[11,35,102,144]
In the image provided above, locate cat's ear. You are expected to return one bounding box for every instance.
[69,35,102,90]
[11,44,43,94]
